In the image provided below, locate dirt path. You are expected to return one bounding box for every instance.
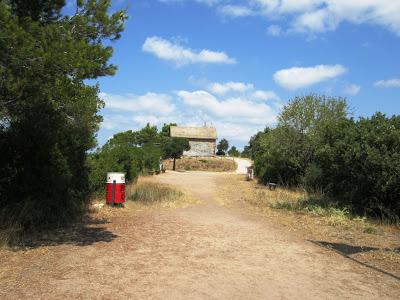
[232,157,252,174]
[1,171,399,299]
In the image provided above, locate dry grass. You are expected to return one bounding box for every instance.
[126,177,198,209]
[0,225,23,248]
[216,173,400,278]
[88,177,199,223]
[128,182,183,203]
[163,157,237,172]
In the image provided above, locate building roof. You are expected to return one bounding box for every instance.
[170,126,217,139]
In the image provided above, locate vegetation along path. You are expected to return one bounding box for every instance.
[1,171,399,299]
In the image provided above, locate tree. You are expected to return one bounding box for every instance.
[250,94,400,219]
[162,137,190,171]
[135,123,159,146]
[253,94,349,186]
[0,0,127,236]
[313,113,400,218]
[278,94,348,134]
[87,126,164,193]
[161,123,177,137]
[227,146,240,157]
[217,138,229,155]
[242,127,271,159]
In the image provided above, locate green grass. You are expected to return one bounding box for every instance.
[269,195,351,226]
[127,182,183,204]
[363,225,378,235]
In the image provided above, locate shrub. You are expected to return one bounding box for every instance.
[250,95,400,219]
[128,182,183,204]
[87,131,161,193]
[363,225,378,235]
[0,0,125,240]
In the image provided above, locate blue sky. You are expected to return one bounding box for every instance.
[76,0,400,149]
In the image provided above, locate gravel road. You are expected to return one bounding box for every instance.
[0,171,398,299]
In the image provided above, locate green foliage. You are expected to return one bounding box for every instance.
[363,225,378,235]
[87,126,162,193]
[160,122,177,137]
[160,136,190,171]
[0,0,126,236]
[250,94,400,219]
[227,146,240,157]
[217,138,229,155]
[162,137,190,159]
[88,123,191,191]
[241,128,270,159]
[314,113,400,219]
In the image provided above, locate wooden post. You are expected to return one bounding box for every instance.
[247,167,254,181]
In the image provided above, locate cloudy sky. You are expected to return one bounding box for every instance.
[78,0,400,148]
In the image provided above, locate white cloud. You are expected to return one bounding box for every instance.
[132,115,165,126]
[176,89,280,145]
[293,8,337,33]
[102,114,132,130]
[213,121,262,143]
[374,78,400,88]
[252,90,280,101]
[99,81,281,147]
[101,114,174,133]
[278,0,322,13]
[273,64,347,90]
[159,0,221,5]
[177,90,278,125]
[142,36,236,66]
[343,84,361,95]
[218,5,255,17]
[100,92,175,115]
[267,25,282,36]
[207,81,254,95]
[179,0,400,37]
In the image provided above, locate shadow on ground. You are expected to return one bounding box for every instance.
[310,240,400,281]
[12,217,118,249]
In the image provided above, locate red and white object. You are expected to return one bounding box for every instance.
[106,172,125,205]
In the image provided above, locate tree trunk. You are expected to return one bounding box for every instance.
[173,157,176,171]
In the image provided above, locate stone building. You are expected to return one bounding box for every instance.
[170,126,217,157]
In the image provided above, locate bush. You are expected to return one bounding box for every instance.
[87,128,162,193]
[0,0,125,240]
[228,146,240,157]
[250,95,400,220]
[315,113,400,219]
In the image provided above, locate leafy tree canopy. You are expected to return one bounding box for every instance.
[217,138,229,155]
[161,123,177,137]
[228,146,240,157]
[249,94,400,219]
[0,0,127,236]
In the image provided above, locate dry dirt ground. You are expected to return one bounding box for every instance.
[1,171,399,299]
[232,157,252,174]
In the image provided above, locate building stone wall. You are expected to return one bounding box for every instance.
[170,126,217,157]
[183,139,216,157]
[170,126,217,139]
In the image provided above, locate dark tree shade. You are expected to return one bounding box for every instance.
[162,137,190,170]
[217,138,229,155]
[0,0,127,237]
[228,146,240,157]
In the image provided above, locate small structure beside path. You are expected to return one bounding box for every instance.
[170,125,217,157]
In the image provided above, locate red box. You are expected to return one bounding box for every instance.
[105,172,125,204]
